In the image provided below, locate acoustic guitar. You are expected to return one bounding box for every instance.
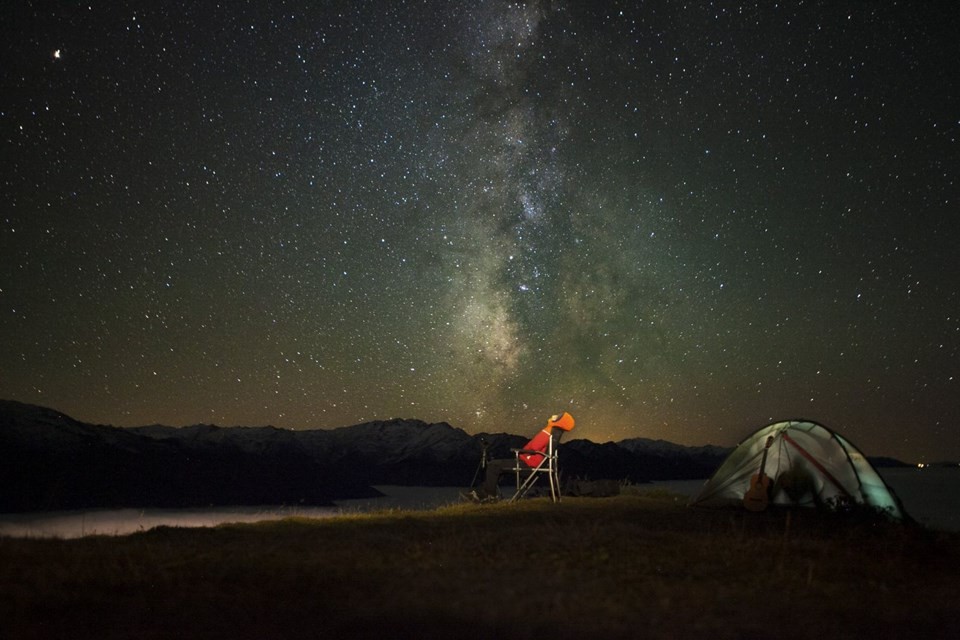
[743,435,775,512]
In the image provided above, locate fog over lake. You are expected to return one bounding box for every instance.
[0,487,466,539]
[1,468,956,539]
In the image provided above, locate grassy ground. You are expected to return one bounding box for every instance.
[1,491,958,640]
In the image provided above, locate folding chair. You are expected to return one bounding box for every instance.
[508,412,575,503]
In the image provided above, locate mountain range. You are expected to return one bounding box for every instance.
[0,399,905,513]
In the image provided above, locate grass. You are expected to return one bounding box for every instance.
[1,492,958,639]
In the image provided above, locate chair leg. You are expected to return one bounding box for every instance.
[550,469,560,502]
[509,460,563,503]
[509,470,540,503]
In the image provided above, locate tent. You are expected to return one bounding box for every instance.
[691,420,906,520]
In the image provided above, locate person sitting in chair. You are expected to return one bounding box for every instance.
[467,412,575,502]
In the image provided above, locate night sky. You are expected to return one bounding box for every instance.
[3,2,958,463]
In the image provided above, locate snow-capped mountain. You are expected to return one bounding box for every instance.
[0,400,377,512]
[3,400,731,512]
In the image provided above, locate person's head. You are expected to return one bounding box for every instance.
[547,412,575,431]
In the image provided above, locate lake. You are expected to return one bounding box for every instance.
[0,467,956,538]
[0,487,467,539]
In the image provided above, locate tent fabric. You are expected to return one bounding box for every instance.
[691,420,905,520]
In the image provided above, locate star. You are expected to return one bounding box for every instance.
[1,1,957,463]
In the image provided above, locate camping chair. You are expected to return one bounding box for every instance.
[507,412,575,503]
[509,428,563,503]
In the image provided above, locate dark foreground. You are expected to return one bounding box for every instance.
[1,492,958,640]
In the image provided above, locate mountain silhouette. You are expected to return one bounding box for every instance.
[2,399,735,512]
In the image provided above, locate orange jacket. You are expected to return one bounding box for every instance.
[518,412,575,467]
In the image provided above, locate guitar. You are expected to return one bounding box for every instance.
[743,436,775,512]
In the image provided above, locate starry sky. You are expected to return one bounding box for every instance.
[3,1,958,462]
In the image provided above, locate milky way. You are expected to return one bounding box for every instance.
[3,2,958,461]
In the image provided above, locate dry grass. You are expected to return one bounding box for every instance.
[1,493,957,639]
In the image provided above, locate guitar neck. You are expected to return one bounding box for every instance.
[758,436,773,476]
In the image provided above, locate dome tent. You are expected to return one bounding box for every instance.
[691,420,905,520]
